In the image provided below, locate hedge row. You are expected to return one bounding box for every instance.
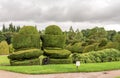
[8,49,43,60]
[77,49,120,63]
[12,34,40,49]
[10,58,40,66]
[49,58,72,64]
[44,49,71,59]
[42,35,66,48]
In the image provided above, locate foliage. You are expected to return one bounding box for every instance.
[12,34,40,49]
[83,43,98,53]
[44,49,71,59]
[8,49,43,60]
[0,41,9,55]
[98,38,108,47]
[78,49,120,63]
[42,35,66,48]
[66,42,84,53]
[49,58,72,64]
[39,55,48,65]
[10,58,40,66]
[19,26,39,35]
[9,44,14,53]
[45,25,62,35]
[0,32,6,42]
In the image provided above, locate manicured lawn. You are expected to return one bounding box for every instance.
[0,55,10,66]
[0,55,120,74]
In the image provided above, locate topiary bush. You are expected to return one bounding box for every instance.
[0,41,9,55]
[12,34,40,49]
[45,25,62,35]
[8,49,43,60]
[42,35,66,48]
[49,58,72,64]
[9,44,14,53]
[44,49,71,59]
[10,58,40,66]
[19,26,39,35]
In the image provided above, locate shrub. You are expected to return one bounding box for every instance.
[12,34,40,49]
[19,26,39,35]
[45,25,62,35]
[103,42,119,50]
[44,49,71,59]
[42,35,66,48]
[66,42,84,53]
[39,55,49,65]
[83,43,98,53]
[10,58,40,66]
[9,44,14,53]
[8,49,43,60]
[49,58,72,64]
[0,41,9,55]
[78,49,120,63]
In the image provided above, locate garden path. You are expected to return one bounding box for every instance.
[0,70,120,78]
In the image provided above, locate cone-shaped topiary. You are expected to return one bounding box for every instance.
[0,41,9,55]
[45,25,62,35]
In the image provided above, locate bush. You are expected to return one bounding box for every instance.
[78,49,120,63]
[49,58,72,64]
[44,49,71,59]
[45,25,62,35]
[39,55,49,65]
[12,34,40,49]
[66,42,84,53]
[8,49,43,60]
[42,35,66,48]
[10,58,40,66]
[9,44,14,53]
[83,43,98,53]
[19,26,39,35]
[0,41,9,55]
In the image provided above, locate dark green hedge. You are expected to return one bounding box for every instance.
[45,25,62,35]
[12,34,40,49]
[10,58,40,66]
[8,49,43,60]
[42,35,66,48]
[77,49,120,63]
[44,49,71,59]
[49,58,72,64]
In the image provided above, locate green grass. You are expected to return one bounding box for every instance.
[0,55,10,66]
[116,77,120,78]
[0,55,120,74]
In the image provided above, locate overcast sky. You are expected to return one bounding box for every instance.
[0,0,120,31]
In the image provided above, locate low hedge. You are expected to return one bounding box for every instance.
[8,49,43,60]
[49,58,72,64]
[10,58,40,66]
[78,49,120,63]
[44,49,71,59]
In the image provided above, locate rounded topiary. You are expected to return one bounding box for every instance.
[0,41,9,55]
[19,26,39,35]
[45,25,62,35]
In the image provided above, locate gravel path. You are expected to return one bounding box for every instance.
[0,70,120,78]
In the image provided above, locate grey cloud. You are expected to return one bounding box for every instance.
[1,0,120,24]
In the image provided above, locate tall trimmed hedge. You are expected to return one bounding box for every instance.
[0,41,9,55]
[12,34,40,49]
[42,35,66,48]
[45,25,62,35]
